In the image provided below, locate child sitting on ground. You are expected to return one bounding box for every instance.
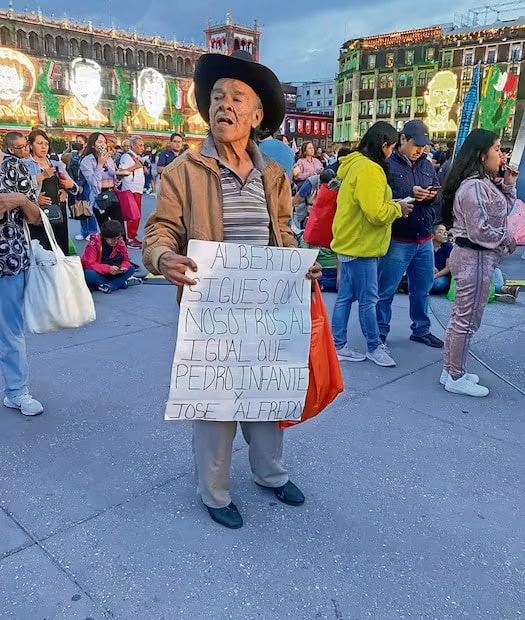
[81,220,141,294]
[431,223,453,294]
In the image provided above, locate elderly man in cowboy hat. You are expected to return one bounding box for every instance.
[143,51,321,529]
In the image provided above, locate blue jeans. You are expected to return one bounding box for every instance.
[80,215,98,238]
[377,240,434,338]
[0,272,29,398]
[84,266,135,291]
[331,258,381,353]
[431,275,451,294]
[493,267,504,293]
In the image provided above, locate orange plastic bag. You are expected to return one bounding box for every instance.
[280,280,344,429]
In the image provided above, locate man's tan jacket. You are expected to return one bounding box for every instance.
[142,140,297,275]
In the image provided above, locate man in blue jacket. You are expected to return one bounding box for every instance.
[377,120,444,348]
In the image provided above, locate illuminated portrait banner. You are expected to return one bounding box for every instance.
[0,47,37,121]
[133,68,168,128]
[64,58,108,125]
[425,70,458,133]
[186,81,208,134]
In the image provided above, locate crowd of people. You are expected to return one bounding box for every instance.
[0,48,522,528]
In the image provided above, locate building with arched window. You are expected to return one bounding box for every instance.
[0,8,261,144]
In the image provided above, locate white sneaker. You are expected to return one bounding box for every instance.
[74,234,84,241]
[336,344,366,362]
[3,394,44,416]
[444,375,489,397]
[440,370,480,386]
[366,344,396,367]
[85,235,91,242]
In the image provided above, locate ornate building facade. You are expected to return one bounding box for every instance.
[334,18,525,144]
[0,6,259,144]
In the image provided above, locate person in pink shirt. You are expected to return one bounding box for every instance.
[293,141,323,189]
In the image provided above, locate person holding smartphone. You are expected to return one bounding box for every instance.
[23,129,78,255]
[80,132,126,241]
[441,129,518,396]
[377,120,444,349]
[81,220,141,293]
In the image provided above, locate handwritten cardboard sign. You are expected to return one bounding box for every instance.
[165,240,319,422]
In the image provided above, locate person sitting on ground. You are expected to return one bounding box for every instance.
[492,267,520,303]
[81,220,141,294]
[431,223,453,294]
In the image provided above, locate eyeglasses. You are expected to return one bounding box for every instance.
[12,143,29,151]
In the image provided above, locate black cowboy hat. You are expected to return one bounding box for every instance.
[194,50,285,134]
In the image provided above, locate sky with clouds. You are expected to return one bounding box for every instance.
[11,0,517,80]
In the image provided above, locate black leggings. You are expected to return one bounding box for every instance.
[94,201,126,242]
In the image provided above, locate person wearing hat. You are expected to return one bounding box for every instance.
[376,120,444,349]
[142,50,321,529]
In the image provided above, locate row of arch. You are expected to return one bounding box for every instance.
[0,27,194,75]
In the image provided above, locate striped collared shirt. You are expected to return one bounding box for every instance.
[201,136,270,246]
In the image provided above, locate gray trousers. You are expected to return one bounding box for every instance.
[193,421,289,509]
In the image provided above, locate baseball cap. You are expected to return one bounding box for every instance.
[402,120,431,147]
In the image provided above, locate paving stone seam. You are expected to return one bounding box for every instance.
[379,396,525,448]
[0,502,114,618]
[27,323,171,358]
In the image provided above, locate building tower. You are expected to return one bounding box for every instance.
[205,12,261,61]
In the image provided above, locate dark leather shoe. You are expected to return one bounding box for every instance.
[410,333,444,348]
[259,480,305,506]
[205,502,243,529]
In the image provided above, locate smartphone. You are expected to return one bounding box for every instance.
[399,196,416,204]
[427,185,441,192]
[97,146,108,153]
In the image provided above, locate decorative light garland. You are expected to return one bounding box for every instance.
[37,60,60,120]
[112,67,130,124]
[167,81,184,129]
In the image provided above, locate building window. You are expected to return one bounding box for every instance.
[329,87,333,94]
[328,100,332,106]
[317,101,321,107]
[405,50,414,65]
[417,71,427,87]
[511,45,521,61]
[464,51,473,66]
[487,48,496,64]
[378,100,386,115]
[368,54,376,69]
[315,89,321,95]
[360,75,375,90]
[510,65,519,76]
[368,101,374,115]
[386,99,392,114]
[426,48,435,62]
[417,98,425,113]
[307,101,312,107]
[359,121,369,136]
[386,53,394,68]
[306,90,310,96]
[443,51,452,68]
[345,79,352,94]
[359,101,367,116]
[397,99,404,114]
[398,73,413,88]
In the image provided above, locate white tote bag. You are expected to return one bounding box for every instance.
[23,213,96,334]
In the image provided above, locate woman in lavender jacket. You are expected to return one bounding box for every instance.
[80,132,126,240]
[441,129,518,397]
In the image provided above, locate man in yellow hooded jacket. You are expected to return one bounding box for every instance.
[331,122,412,367]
